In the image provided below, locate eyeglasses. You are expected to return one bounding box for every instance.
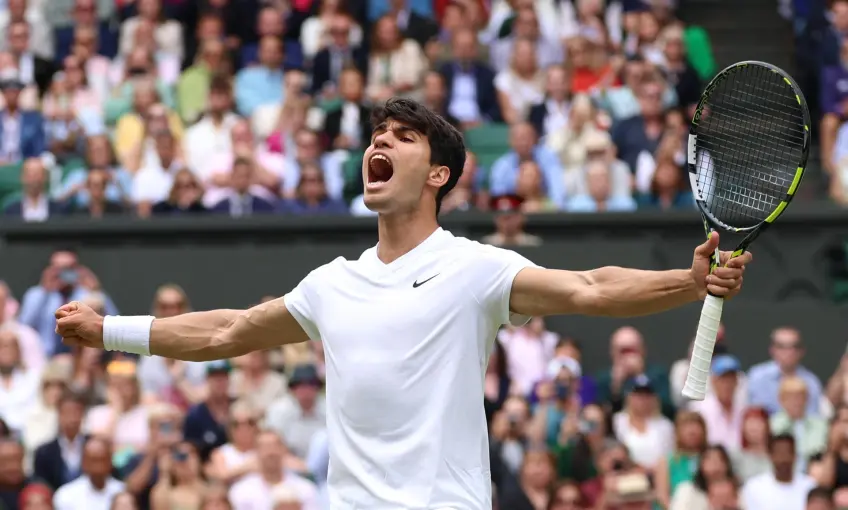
[232,419,257,428]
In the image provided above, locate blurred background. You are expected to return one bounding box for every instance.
[0,0,847,509]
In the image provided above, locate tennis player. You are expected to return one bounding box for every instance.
[55,98,751,510]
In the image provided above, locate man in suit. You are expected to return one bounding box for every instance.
[439,28,501,126]
[4,157,65,221]
[310,14,368,96]
[322,68,371,152]
[7,20,54,97]
[210,157,275,217]
[387,0,438,48]
[0,69,45,162]
[33,390,87,490]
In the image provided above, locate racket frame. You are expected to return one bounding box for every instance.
[681,60,811,400]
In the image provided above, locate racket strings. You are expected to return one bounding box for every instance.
[693,65,805,228]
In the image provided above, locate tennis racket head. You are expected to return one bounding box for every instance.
[687,61,811,235]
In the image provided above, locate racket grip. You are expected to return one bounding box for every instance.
[682,294,724,401]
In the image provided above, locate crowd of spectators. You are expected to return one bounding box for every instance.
[0,249,845,510]
[0,0,725,221]
[0,0,845,510]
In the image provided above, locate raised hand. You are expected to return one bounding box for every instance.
[55,301,105,349]
[690,233,753,300]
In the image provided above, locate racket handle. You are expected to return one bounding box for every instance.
[682,294,724,401]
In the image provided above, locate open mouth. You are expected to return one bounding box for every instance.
[367,154,394,186]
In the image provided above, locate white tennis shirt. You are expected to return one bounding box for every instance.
[285,227,536,510]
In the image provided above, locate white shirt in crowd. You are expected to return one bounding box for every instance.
[53,476,125,510]
[229,472,320,510]
[612,411,675,470]
[285,228,536,509]
[741,472,815,510]
[0,368,39,432]
[183,113,240,179]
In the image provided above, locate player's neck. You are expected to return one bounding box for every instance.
[376,209,439,264]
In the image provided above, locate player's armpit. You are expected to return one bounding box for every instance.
[150,297,309,361]
[509,266,699,318]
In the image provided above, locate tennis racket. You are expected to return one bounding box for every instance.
[681,61,811,400]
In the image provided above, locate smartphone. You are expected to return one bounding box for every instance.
[159,422,173,434]
[172,449,188,462]
[59,269,78,285]
[555,382,570,400]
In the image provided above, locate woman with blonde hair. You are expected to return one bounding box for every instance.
[770,376,828,471]
[494,38,546,125]
[22,361,71,455]
[84,360,151,467]
[654,411,708,509]
[365,16,428,103]
[205,400,261,485]
[0,329,39,432]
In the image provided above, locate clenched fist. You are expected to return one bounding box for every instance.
[55,301,105,349]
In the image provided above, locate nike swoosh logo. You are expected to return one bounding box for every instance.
[413,274,440,288]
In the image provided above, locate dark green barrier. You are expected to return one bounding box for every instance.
[1,205,847,377]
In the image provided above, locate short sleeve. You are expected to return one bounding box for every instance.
[493,71,511,93]
[469,244,538,326]
[284,263,336,342]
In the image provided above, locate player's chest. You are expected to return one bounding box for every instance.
[316,268,479,356]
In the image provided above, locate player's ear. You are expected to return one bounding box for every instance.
[426,165,450,188]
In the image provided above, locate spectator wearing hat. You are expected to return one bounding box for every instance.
[489,122,565,209]
[182,360,232,462]
[690,355,746,452]
[481,194,543,247]
[265,365,326,461]
[533,355,583,447]
[611,374,675,471]
[0,67,45,163]
[596,327,675,420]
[17,482,53,510]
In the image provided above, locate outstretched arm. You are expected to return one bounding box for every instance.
[55,297,310,362]
[510,233,751,318]
[510,266,700,318]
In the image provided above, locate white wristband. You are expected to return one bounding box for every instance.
[103,316,154,356]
